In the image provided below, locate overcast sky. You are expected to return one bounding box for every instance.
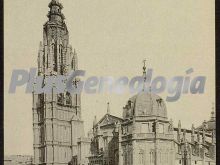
[4,0,215,155]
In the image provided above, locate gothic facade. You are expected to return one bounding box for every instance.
[88,104,123,165]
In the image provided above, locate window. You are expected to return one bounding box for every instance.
[159,123,164,133]
[57,94,64,104]
[66,92,72,105]
[40,148,45,163]
[152,122,156,132]
[72,57,75,69]
[179,160,181,164]
[150,151,154,164]
[47,53,49,68]
[51,44,55,71]
[124,151,127,165]
[139,150,144,164]
[141,123,150,133]
[59,45,64,73]
[59,45,62,54]
[51,44,55,54]
[123,126,128,134]
[38,94,44,107]
[53,43,57,71]
[156,98,163,106]
[159,151,161,163]
[166,152,168,163]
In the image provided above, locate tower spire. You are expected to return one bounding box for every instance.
[48,0,65,22]
[142,59,147,91]
[191,124,195,134]
[93,116,97,127]
[211,102,215,121]
[107,102,110,114]
[73,48,77,56]
[178,120,181,129]
[49,0,63,8]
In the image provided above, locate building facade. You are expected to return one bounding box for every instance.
[88,103,123,165]
[34,1,216,165]
[88,92,216,165]
[87,63,216,165]
[33,0,85,165]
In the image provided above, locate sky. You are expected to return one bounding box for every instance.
[4,0,215,155]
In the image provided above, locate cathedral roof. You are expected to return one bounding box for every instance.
[196,120,215,132]
[93,102,123,128]
[123,92,167,119]
[196,111,216,132]
[94,114,123,128]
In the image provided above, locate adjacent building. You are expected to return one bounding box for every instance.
[88,103,123,165]
[87,93,216,165]
[86,58,216,165]
[4,155,33,165]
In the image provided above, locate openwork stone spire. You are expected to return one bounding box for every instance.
[93,116,97,127]
[142,59,147,92]
[107,102,110,114]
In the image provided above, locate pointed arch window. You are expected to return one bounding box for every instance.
[48,43,55,68]
[57,93,64,104]
[51,43,55,54]
[159,123,164,133]
[59,44,64,73]
[159,151,162,163]
[139,149,144,164]
[124,151,128,165]
[71,58,74,69]
[72,56,76,70]
[150,150,155,164]
[59,44,63,54]
[166,152,169,163]
[66,92,72,106]
[54,43,58,72]
[128,147,133,165]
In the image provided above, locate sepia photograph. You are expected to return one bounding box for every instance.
[4,0,216,165]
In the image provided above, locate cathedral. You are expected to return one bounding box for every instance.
[33,1,216,165]
[87,96,216,165]
[33,0,87,164]
[86,64,216,165]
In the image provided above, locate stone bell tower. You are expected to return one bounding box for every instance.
[32,0,85,165]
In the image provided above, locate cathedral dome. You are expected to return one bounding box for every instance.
[123,92,167,119]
